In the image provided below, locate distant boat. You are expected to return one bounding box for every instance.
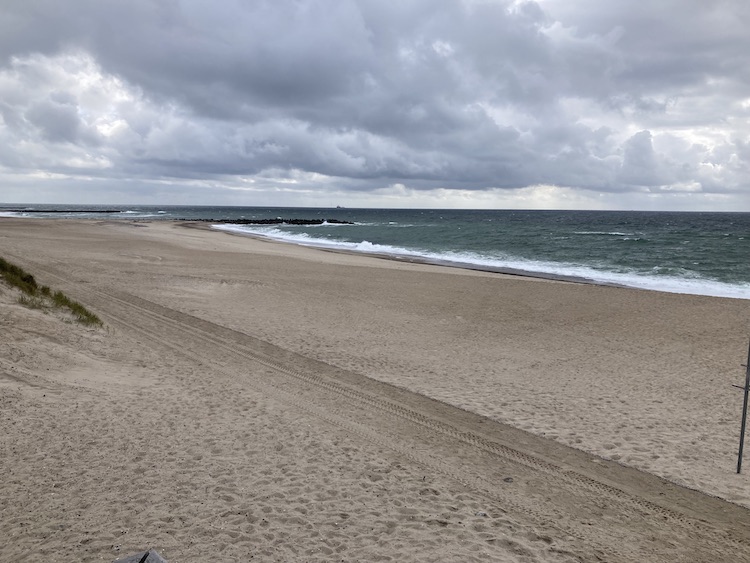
[336,205,345,209]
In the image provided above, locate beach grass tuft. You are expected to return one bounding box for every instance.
[17,295,46,309]
[1,257,103,326]
[0,256,38,294]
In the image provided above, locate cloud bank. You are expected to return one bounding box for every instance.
[1,0,748,209]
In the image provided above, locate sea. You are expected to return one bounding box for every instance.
[2,204,749,300]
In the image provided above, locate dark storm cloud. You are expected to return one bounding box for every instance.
[0,0,748,208]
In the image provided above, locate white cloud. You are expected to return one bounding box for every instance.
[0,0,748,209]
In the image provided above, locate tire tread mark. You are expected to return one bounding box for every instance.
[85,287,612,558]
[104,291,710,525]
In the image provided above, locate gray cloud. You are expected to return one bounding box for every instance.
[0,0,748,209]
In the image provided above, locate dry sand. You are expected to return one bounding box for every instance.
[1,218,750,562]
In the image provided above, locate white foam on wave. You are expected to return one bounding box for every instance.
[574,231,635,237]
[212,225,431,258]
[117,211,163,218]
[471,255,750,299]
[212,224,750,300]
[213,224,393,252]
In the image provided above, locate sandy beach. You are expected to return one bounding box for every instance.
[2,218,750,562]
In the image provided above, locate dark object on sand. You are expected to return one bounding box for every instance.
[113,549,167,563]
[735,339,750,473]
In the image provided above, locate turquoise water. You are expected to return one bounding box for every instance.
[3,205,749,299]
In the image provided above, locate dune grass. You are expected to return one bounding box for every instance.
[0,257,103,326]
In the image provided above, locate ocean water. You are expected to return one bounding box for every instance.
[2,204,750,300]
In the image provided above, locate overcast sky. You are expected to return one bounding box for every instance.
[1,0,749,210]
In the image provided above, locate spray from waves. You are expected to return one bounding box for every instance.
[212,224,750,300]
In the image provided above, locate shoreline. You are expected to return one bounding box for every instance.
[203,221,747,299]
[191,221,627,290]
